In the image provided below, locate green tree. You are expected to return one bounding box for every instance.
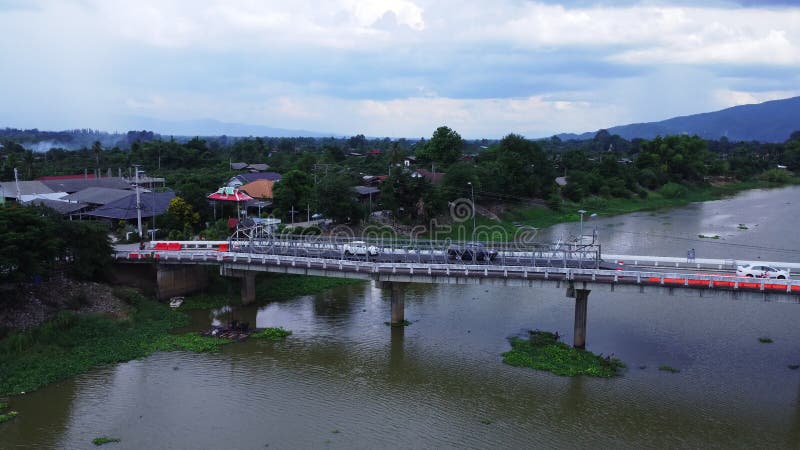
[273,170,313,220]
[165,197,200,234]
[416,126,463,167]
[314,174,363,224]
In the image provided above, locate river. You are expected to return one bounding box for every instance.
[3,186,800,448]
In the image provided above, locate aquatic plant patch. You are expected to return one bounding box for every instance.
[92,437,121,445]
[758,337,774,343]
[251,327,292,341]
[658,365,680,373]
[502,331,624,377]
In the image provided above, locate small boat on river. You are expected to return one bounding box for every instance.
[169,297,184,308]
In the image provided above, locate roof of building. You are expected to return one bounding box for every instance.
[230,162,249,170]
[87,191,176,220]
[232,172,282,183]
[239,179,275,199]
[23,198,90,215]
[353,186,381,196]
[61,187,137,205]
[40,177,131,193]
[0,180,55,197]
[411,169,445,185]
[247,163,270,172]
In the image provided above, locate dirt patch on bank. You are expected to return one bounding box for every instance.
[0,278,132,332]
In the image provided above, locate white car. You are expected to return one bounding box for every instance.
[343,241,378,256]
[736,264,790,279]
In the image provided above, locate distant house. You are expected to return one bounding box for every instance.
[403,156,417,167]
[411,169,445,185]
[0,180,55,202]
[86,191,175,225]
[231,162,270,172]
[368,149,381,156]
[353,186,380,205]
[227,172,282,188]
[362,175,388,186]
[555,176,568,187]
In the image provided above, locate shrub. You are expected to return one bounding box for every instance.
[658,182,688,199]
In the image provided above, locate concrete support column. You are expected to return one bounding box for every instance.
[573,289,590,349]
[241,272,256,305]
[390,282,405,324]
[379,281,406,324]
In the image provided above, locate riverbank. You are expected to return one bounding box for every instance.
[459,179,799,240]
[0,273,363,398]
[0,288,230,397]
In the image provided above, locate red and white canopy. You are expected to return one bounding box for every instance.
[207,186,254,202]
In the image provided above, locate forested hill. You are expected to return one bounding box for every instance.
[558,96,800,143]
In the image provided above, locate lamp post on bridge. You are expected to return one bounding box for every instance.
[467,181,476,241]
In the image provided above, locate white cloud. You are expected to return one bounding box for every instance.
[1,1,799,137]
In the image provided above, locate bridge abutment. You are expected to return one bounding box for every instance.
[573,289,590,349]
[155,265,209,301]
[241,272,257,305]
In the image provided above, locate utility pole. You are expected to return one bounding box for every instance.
[289,205,297,226]
[133,164,143,240]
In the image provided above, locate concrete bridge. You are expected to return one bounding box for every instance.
[113,236,800,349]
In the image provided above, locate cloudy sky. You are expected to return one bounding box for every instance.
[1,0,799,138]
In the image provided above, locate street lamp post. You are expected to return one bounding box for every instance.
[133,164,143,240]
[467,181,476,241]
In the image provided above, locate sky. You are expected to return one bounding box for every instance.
[1,0,799,139]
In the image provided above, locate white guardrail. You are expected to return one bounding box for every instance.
[604,254,800,273]
[114,250,800,294]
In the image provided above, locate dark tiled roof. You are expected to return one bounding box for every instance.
[23,199,89,214]
[353,186,380,196]
[233,172,282,183]
[87,191,175,220]
[62,187,136,205]
[0,181,54,197]
[40,177,131,193]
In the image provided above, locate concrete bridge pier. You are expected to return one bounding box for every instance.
[155,265,209,301]
[572,289,590,349]
[240,272,257,305]
[379,281,407,324]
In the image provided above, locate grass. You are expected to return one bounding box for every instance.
[758,337,774,343]
[0,288,228,397]
[658,365,680,373]
[181,273,365,310]
[251,327,292,341]
[501,331,625,377]
[92,437,121,445]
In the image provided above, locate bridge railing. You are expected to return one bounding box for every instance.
[223,234,603,269]
[114,249,800,296]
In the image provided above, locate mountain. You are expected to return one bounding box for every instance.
[118,116,340,138]
[556,96,800,143]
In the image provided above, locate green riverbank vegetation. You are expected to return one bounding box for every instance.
[502,331,625,377]
[181,272,364,310]
[251,327,292,340]
[92,437,121,446]
[0,402,18,424]
[0,288,230,397]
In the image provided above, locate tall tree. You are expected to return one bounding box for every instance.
[416,126,464,168]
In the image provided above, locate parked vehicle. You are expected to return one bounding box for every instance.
[736,264,789,279]
[447,242,498,262]
[343,241,378,256]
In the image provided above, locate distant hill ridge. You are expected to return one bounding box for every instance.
[557,96,800,143]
